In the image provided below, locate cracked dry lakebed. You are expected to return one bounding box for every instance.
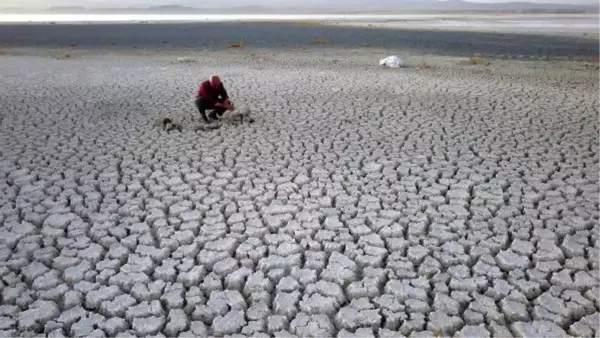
[0,23,599,338]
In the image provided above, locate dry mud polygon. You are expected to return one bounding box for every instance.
[0,49,598,338]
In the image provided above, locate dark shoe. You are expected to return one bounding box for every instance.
[208,110,218,121]
[200,112,210,123]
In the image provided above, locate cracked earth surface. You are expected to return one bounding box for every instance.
[0,50,598,337]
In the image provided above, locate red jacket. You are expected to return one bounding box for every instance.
[196,80,229,104]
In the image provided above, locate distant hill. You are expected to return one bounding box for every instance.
[47,6,86,12]
[93,5,197,14]
[345,0,600,13]
[2,7,26,12]
[89,5,300,14]
[2,0,598,14]
[432,0,599,13]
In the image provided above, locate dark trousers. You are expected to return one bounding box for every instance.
[195,97,226,122]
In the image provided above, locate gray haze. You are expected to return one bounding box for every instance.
[4,0,599,9]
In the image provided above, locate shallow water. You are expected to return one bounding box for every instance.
[428,19,598,30]
[0,13,450,23]
[0,13,598,32]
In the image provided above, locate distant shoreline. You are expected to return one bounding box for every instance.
[0,13,462,24]
[0,12,598,22]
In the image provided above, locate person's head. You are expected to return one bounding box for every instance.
[210,75,221,87]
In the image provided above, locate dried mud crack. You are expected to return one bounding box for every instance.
[0,50,598,338]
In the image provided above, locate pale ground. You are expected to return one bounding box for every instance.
[0,48,599,337]
[324,13,600,38]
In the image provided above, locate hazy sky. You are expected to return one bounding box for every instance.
[4,0,598,9]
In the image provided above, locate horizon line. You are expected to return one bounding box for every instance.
[3,0,600,12]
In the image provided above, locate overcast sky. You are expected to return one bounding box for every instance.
[4,0,598,9]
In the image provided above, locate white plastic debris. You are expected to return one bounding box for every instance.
[379,55,404,68]
[226,105,250,119]
[222,105,254,123]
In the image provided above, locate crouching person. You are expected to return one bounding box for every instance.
[194,75,234,123]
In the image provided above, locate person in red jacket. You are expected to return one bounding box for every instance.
[194,75,234,123]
